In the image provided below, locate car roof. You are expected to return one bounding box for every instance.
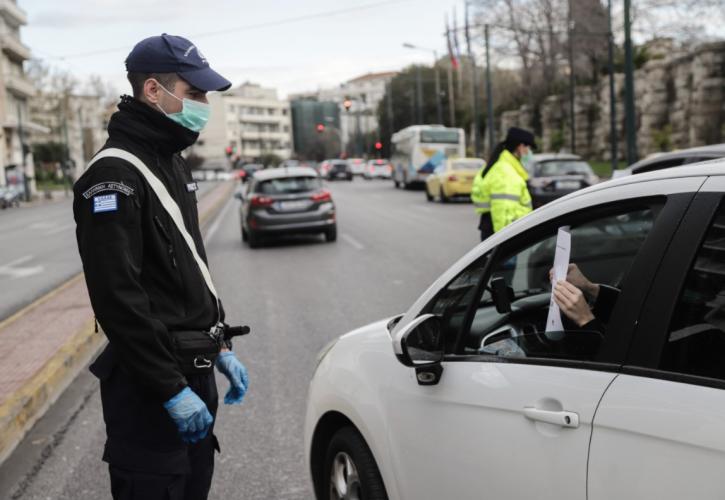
[532,153,582,162]
[629,143,725,170]
[252,166,319,181]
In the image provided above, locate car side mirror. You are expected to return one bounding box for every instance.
[398,314,444,386]
[490,276,513,314]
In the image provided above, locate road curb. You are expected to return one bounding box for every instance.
[0,180,236,466]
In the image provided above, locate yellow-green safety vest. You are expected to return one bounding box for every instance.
[470,149,532,232]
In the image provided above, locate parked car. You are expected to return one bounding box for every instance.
[305,160,725,500]
[612,143,725,178]
[425,157,485,202]
[348,158,366,177]
[326,160,353,181]
[1,185,23,208]
[237,167,336,248]
[526,153,599,208]
[363,159,392,180]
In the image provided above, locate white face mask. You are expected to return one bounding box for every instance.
[156,83,211,133]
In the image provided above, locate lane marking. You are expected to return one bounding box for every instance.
[47,223,75,235]
[204,196,235,245]
[341,233,365,250]
[0,255,44,279]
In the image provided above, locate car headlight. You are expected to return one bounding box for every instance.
[314,336,340,372]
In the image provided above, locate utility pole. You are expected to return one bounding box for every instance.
[484,24,495,156]
[465,1,481,157]
[567,1,576,154]
[607,0,618,174]
[445,21,457,127]
[433,50,443,125]
[415,65,423,124]
[386,81,394,136]
[623,0,638,164]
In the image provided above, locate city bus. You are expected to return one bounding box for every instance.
[390,125,465,188]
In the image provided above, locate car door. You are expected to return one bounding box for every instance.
[385,188,694,500]
[589,177,725,500]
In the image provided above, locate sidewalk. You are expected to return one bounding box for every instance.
[0,180,236,465]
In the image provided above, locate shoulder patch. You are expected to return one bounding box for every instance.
[186,182,199,192]
[83,182,135,199]
[93,194,118,213]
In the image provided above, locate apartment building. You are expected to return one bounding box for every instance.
[0,0,38,194]
[197,83,293,166]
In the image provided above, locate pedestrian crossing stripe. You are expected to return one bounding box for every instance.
[93,193,118,213]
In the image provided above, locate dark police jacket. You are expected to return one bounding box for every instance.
[73,96,222,402]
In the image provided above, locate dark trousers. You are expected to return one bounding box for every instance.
[479,213,494,241]
[91,347,219,500]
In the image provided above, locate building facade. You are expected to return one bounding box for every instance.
[317,71,396,155]
[0,0,38,194]
[197,83,293,166]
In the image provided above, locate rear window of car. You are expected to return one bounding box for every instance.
[452,160,484,170]
[537,161,593,176]
[420,130,460,144]
[257,177,321,194]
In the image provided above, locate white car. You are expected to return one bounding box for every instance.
[363,159,392,180]
[348,158,366,177]
[305,160,725,500]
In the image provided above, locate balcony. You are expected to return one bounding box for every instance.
[5,72,35,98]
[2,35,31,61]
[0,1,27,27]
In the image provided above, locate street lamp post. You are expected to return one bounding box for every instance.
[403,43,443,125]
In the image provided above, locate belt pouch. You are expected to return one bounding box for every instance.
[169,330,219,375]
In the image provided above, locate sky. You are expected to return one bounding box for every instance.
[20,0,455,99]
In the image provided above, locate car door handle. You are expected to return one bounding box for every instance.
[523,407,580,428]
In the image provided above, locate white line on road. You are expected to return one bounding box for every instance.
[0,255,44,279]
[204,196,235,245]
[341,233,365,250]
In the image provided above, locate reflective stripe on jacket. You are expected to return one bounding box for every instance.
[471,149,532,232]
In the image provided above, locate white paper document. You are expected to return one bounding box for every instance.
[545,227,571,334]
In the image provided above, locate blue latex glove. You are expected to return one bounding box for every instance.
[215,351,249,404]
[163,387,213,444]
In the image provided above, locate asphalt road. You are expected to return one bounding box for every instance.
[0,181,218,321]
[1,178,479,499]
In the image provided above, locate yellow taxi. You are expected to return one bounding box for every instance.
[425,157,485,202]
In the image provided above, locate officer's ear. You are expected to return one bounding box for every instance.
[143,78,162,105]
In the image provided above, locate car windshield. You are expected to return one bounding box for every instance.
[420,129,460,144]
[537,161,593,176]
[452,160,484,171]
[258,177,321,194]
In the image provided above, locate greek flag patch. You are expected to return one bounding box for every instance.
[93,193,118,213]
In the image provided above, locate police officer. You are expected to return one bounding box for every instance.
[471,127,536,240]
[73,34,248,500]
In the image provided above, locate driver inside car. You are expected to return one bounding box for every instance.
[552,264,620,334]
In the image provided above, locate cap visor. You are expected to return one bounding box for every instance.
[179,67,231,92]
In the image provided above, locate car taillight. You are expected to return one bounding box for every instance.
[250,195,274,207]
[376,160,384,165]
[448,175,458,182]
[311,190,331,202]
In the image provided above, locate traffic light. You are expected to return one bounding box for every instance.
[374,141,382,150]
[343,99,352,111]
[316,123,325,133]
[225,146,233,156]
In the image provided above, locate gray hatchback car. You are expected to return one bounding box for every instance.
[237,167,337,248]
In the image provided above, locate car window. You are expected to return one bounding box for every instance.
[658,202,725,381]
[445,204,660,362]
[257,177,321,194]
[536,161,593,177]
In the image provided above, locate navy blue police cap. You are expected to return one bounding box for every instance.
[125,34,231,92]
[505,127,538,150]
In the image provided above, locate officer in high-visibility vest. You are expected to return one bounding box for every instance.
[471,127,536,240]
